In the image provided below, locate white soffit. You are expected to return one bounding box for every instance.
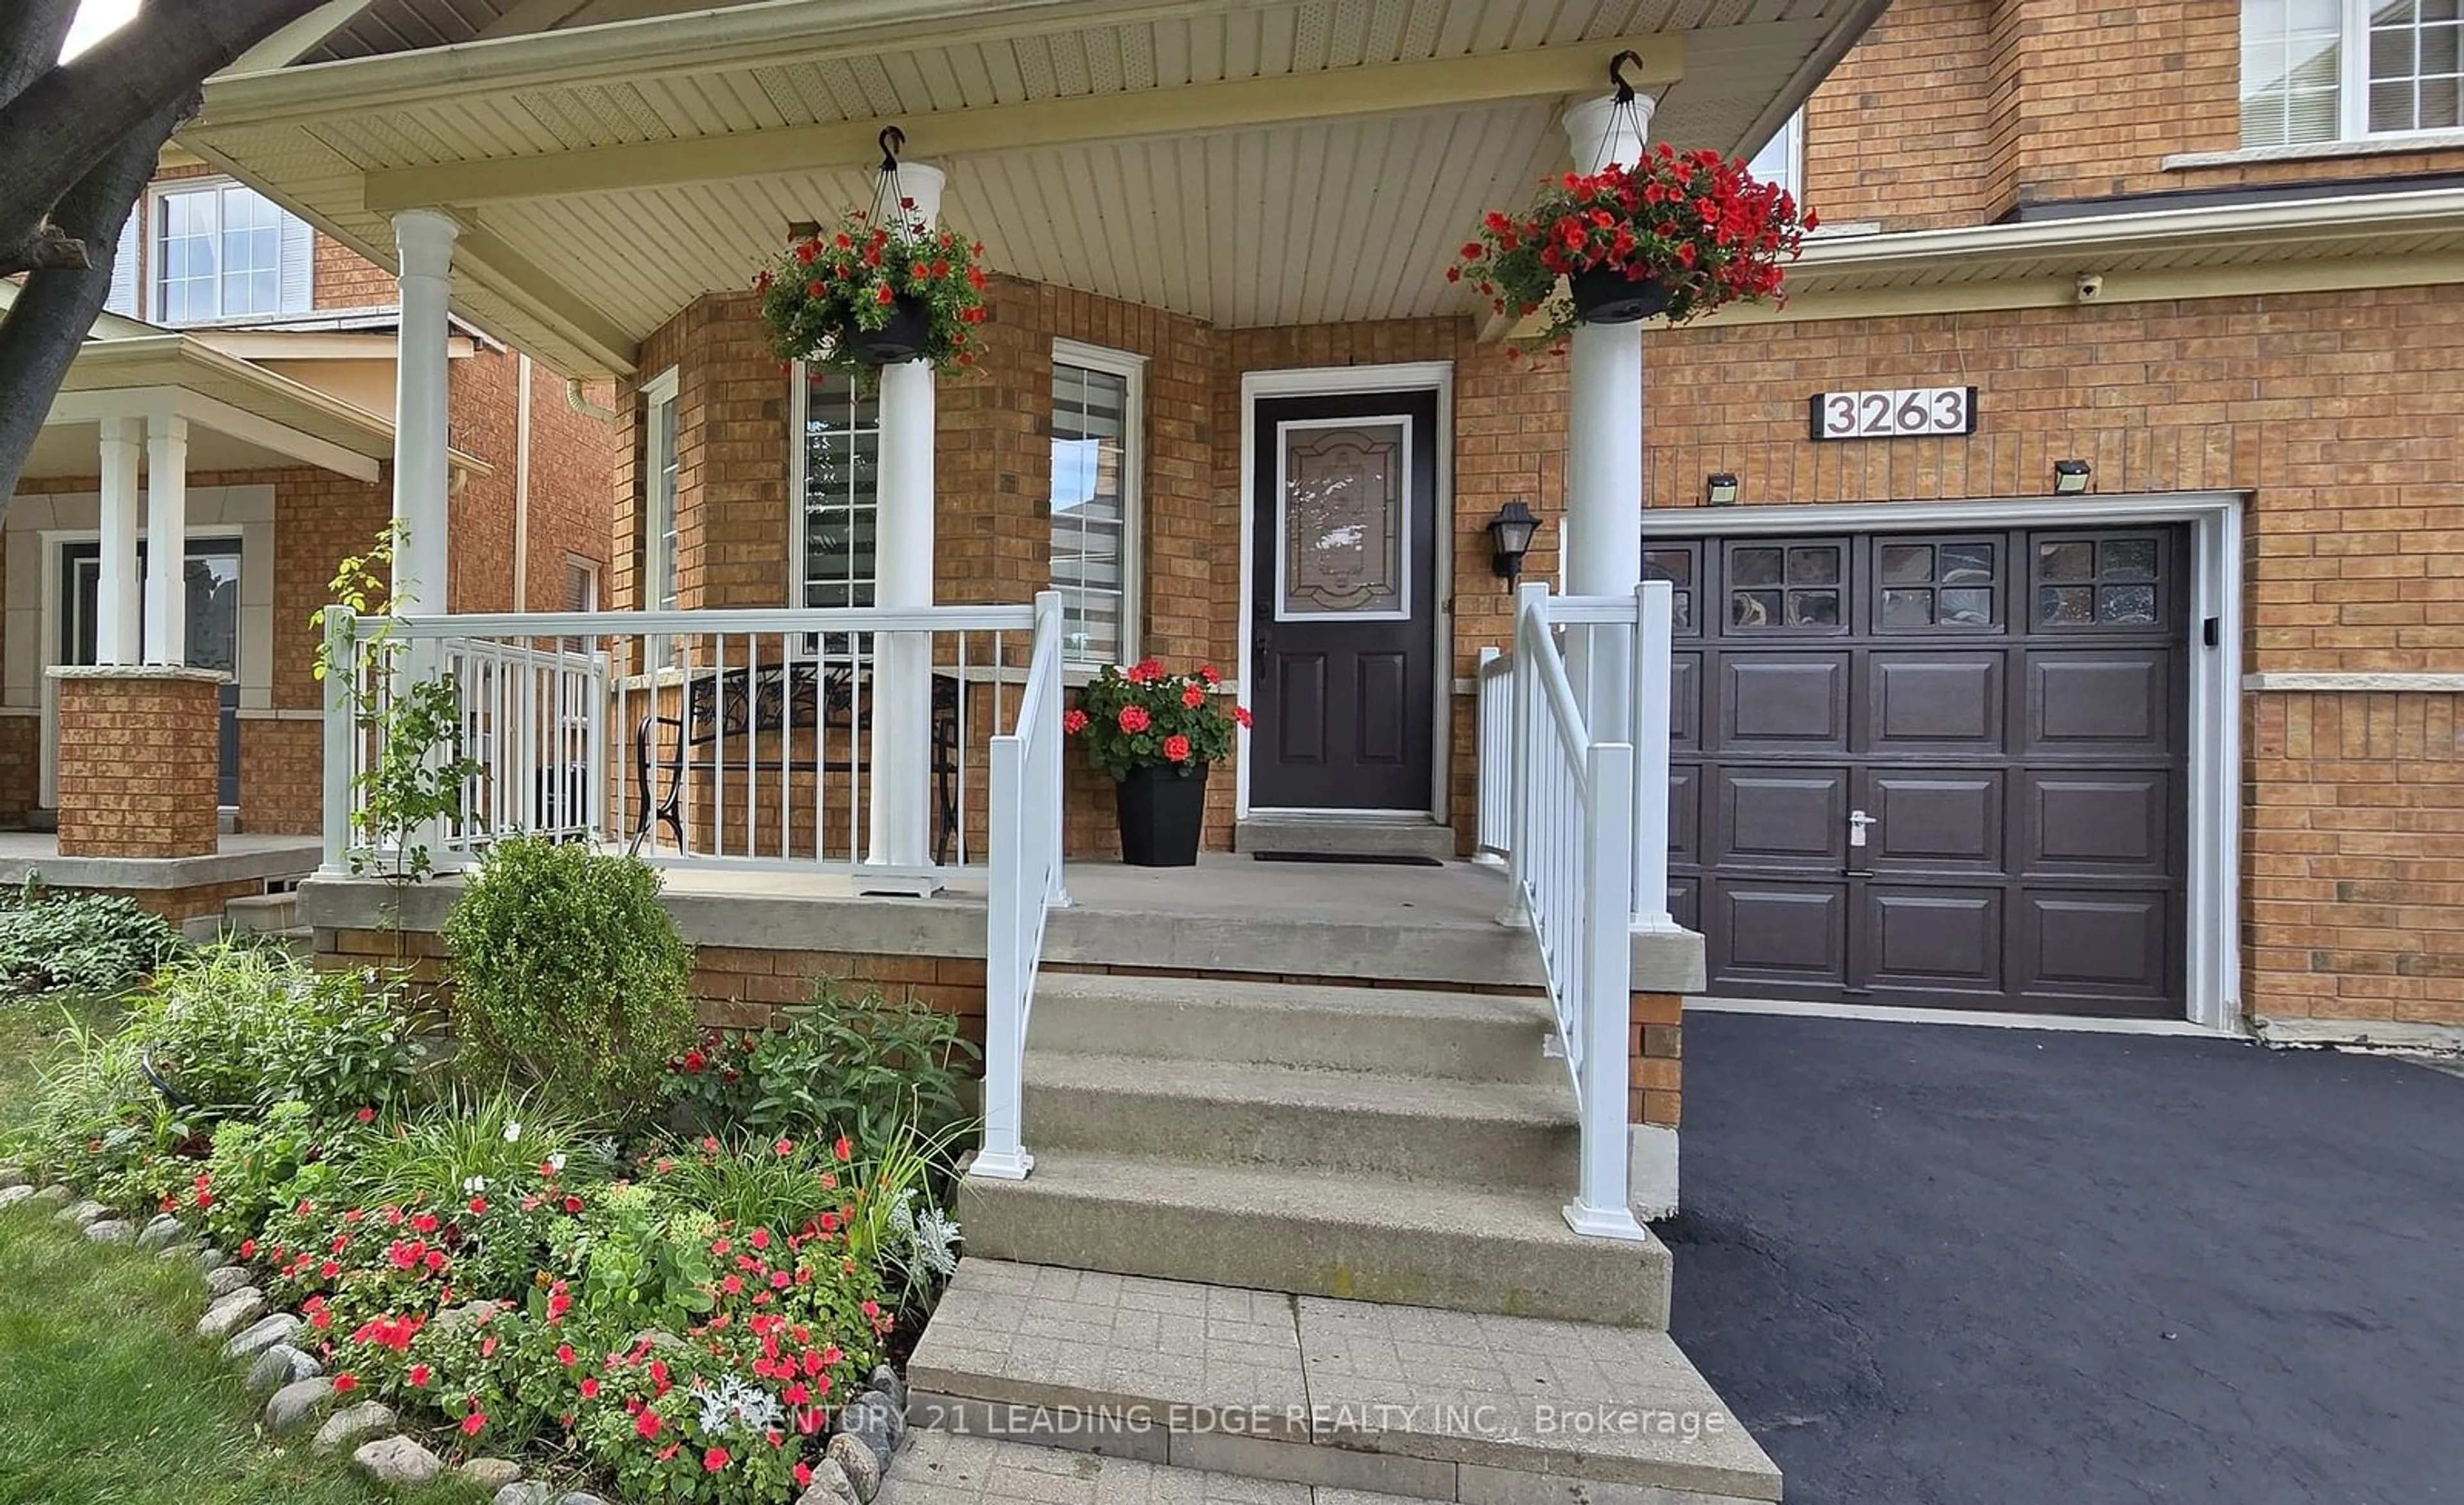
[189,0,1879,375]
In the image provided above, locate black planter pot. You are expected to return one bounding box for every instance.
[1115,762,1208,868]
[838,293,932,365]
[1568,264,1673,325]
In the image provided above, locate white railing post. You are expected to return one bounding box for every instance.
[1567,737,1645,1242]
[1034,590,1070,907]
[977,727,1032,1180]
[1473,645,1505,864]
[320,610,357,873]
[1501,583,1549,925]
[1632,580,1678,932]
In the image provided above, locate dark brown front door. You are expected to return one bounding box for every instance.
[1248,390,1439,812]
[1659,526,2188,1017]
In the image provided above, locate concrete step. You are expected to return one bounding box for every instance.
[881,1431,1440,1505]
[1025,1054,1574,1191]
[904,1259,1779,1502]
[1032,972,1558,1085]
[1233,814,1457,863]
[959,1152,1670,1329]
[221,893,298,933]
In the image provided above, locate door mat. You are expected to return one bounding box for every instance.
[1251,851,1444,868]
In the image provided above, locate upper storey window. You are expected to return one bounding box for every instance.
[152,180,315,324]
[1747,110,1803,202]
[2243,0,2463,146]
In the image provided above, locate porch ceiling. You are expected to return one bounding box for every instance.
[183,0,1887,378]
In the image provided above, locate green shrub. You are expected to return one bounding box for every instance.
[0,879,185,995]
[442,837,694,1119]
[658,980,977,1144]
[124,947,425,1121]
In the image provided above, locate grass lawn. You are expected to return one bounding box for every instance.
[0,995,483,1505]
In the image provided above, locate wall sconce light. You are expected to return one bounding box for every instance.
[1488,499,1539,585]
[1705,472,1740,507]
[2051,458,2092,495]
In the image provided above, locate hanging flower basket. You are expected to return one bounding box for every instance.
[1451,141,1815,357]
[757,136,989,383]
[1566,264,1673,325]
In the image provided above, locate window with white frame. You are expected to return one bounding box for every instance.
[1746,109,1804,202]
[2243,0,2462,147]
[563,557,600,649]
[151,180,313,325]
[642,370,680,613]
[796,367,880,609]
[1049,343,1143,666]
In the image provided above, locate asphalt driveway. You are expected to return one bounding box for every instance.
[1662,1010,2464,1505]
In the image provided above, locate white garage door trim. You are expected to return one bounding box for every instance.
[1646,490,2245,1033]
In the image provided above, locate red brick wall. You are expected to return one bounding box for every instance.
[2246,692,2464,1030]
[1805,0,2464,228]
[55,673,222,857]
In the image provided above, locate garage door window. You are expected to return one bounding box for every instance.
[1645,544,1699,633]
[1727,541,1843,630]
[1876,539,2000,632]
[2033,534,2164,628]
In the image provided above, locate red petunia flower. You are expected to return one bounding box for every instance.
[636,1409,662,1440]
[579,1377,600,1399]
[704,1447,730,1473]
[834,1135,851,1163]
[355,1106,377,1123]
[462,1409,488,1437]
[409,1364,430,1387]
[332,1373,358,1394]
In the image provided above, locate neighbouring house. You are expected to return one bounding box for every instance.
[0,146,618,924]
[146,1,2464,1497]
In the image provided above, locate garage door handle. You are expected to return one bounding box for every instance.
[1849,809,1876,848]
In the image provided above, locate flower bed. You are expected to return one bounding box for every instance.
[0,839,972,1505]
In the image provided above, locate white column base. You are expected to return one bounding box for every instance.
[967,1149,1034,1182]
[1629,1122,1681,1221]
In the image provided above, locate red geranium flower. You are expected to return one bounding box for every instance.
[1063,709,1088,734]
[636,1409,662,1440]
[1118,705,1151,734]
[462,1409,488,1438]
[332,1373,358,1395]
[1163,735,1192,763]
[704,1447,730,1472]
[1181,684,1204,708]
[1233,705,1253,728]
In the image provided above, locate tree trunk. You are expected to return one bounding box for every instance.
[0,107,179,509]
[0,0,325,255]
[0,0,80,110]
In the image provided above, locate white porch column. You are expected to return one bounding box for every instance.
[866,162,946,877]
[1561,91,1662,930]
[96,417,142,664]
[141,414,188,664]
[391,209,460,615]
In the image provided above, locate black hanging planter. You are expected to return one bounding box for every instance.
[837,292,932,366]
[1115,762,1208,868]
[1569,264,1673,325]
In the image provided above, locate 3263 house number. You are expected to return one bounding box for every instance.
[1809,386,1980,441]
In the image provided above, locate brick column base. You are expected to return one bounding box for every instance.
[50,666,226,859]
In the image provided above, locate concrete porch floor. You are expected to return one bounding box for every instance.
[0,832,323,892]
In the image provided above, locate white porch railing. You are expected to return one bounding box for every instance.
[1478,579,1679,1243]
[973,590,1068,1180]
[320,601,1054,882]
[1479,581,1679,931]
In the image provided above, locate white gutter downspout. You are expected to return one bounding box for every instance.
[566,378,617,422]
[513,353,533,609]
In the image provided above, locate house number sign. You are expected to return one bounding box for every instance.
[1809,386,1980,441]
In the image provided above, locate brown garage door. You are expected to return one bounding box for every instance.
[1654,526,2187,1018]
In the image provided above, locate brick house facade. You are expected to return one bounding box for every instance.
[0,153,616,847]
[567,0,2464,1042]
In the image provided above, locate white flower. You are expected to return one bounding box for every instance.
[687,1375,785,1439]
[502,1121,523,1143]
[463,1175,488,1194]
[547,1153,567,1174]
